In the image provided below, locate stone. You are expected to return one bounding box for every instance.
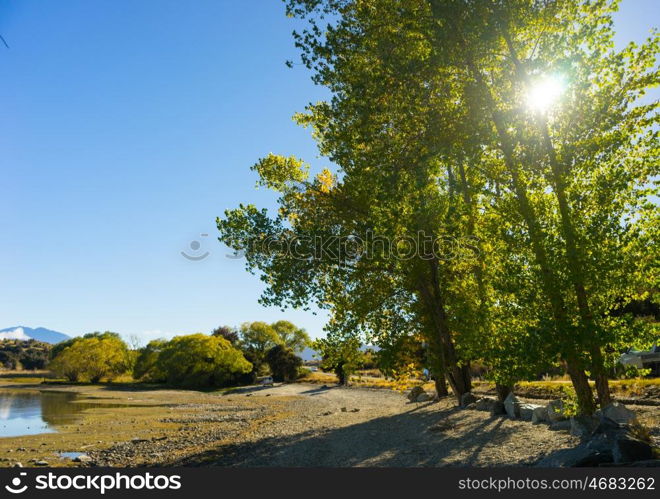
[72,455,92,463]
[627,460,660,467]
[460,392,477,407]
[350,408,360,412]
[546,400,566,423]
[340,407,347,412]
[34,460,49,466]
[613,436,655,464]
[599,402,638,426]
[592,416,622,436]
[535,445,612,467]
[407,386,425,402]
[475,397,497,412]
[570,415,600,439]
[503,393,521,419]
[12,463,22,468]
[464,403,477,410]
[416,392,432,403]
[532,406,548,424]
[519,403,544,422]
[587,434,613,453]
[549,420,572,432]
[490,401,506,416]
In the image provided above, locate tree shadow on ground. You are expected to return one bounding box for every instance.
[172,404,526,467]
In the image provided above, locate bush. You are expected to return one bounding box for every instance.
[133,339,168,382]
[313,336,364,386]
[265,344,302,382]
[136,334,252,388]
[50,334,130,383]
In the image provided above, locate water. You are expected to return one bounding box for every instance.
[0,390,124,438]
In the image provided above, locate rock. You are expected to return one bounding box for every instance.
[532,406,548,424]
[350,408,360,412]
[407,386,425,402]
[627,460,660,467]
[12,462,22,468]
[340,407,347,412]
[519,403,544,422]
[570,415,599,439]
[320,411,333,416]
[599,402,638,426]
[464,403,477,410]
[613,436,655,464]
[416,392,432,403]
[535,445,612,467]
[503,393,521,419]
[490,401,506,416]
[587,434,613,453]
[460,392,477,407]
[592,416,621,436]
[34,460,49,466]
[549,420,572,432]
[475,397,496,411]
[72,455,92,463]
[546,400,566,423]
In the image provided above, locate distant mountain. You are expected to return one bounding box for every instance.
[298,344,379,362]
[0,326,70,344]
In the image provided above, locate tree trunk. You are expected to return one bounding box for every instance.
[418,278,472,403]
[566,356,596,415]
[435,375,449,398]
[427,333,449,398]
[495,383,512,402]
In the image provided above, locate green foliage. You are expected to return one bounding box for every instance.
[0,339,51,370]
[313,336,364,385]
[237,320,310,376]
[134,334,252,388]
[265,344,303,382]
[218,0,659,413]
[252,153,309,191]
[50,333,130,383]
[133,339,168,382]
[270,320,311,352]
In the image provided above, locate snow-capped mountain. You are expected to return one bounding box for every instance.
[0,326,70,344]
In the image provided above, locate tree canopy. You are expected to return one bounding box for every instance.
[219,0,659,413]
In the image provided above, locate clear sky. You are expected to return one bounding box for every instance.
[1,0,657,343]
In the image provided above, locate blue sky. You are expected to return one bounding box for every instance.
[1,0,657,343]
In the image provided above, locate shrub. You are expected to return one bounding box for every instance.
[313,336,364,386]
[50,334,130,382]
[133,339,168,382]
[265,344,302,382]
[150,334,252,388]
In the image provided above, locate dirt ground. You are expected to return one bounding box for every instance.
[0,381,657,467]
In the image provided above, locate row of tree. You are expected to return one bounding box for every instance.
[0,339,51,370]
[48,321,311,387]
[218,0,659,413]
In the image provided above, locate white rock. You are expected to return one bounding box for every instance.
[504,393,521,419]
[599,402,638,426]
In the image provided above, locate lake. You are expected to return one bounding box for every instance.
[0,390,123,438]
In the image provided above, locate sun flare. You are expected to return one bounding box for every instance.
[525,75,565,113]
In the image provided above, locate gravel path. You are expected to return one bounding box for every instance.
[162,383,582,467]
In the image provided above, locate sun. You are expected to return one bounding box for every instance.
[525,75,565,113]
